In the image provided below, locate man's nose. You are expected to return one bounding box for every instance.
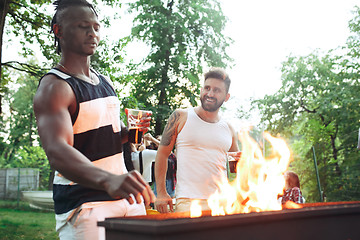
[88,27,99,37]
[207,89,215,97]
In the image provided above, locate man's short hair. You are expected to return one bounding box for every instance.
[204,67,231,93]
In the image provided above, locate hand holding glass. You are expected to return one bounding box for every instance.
[125,108,152,144]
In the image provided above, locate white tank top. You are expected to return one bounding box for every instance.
[175,108,232,199]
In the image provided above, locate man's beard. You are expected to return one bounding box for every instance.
[200,96,225,112]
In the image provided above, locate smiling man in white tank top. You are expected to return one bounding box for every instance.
[154,68,241,213]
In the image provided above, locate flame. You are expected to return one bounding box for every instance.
[190,200,202,218]
[191,130,295,217]
[283,201,302,209]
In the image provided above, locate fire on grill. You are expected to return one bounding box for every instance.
[201,130,292,216]
[98,131,360,240]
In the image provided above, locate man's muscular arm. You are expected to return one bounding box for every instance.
[154,110,184,213]
[160,111,180,146]
[34,76,155,206]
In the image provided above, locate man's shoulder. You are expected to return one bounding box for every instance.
[37,72,72,94]
[168,108,189,134]
[39,68,70,84]
[173,108,188,115]
[222,119,235,130]
[35,71,75,111]
[171,108,189,123]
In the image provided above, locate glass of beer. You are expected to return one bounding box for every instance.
[125,108,152,144]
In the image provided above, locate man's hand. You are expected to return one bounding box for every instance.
[144,133,153,141]
[228,151,241,161]
[105,170,156,206]
[137,113,152,134]
[155,192,173,213]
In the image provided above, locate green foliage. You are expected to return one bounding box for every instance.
[128,0,233,134]
[92,36,131,84]
[3,69,39,154]
[255,51,360,202]
[11,146,50,190]
[251,6,360,202]
[347,6,360,60]
[5,0,56,66]
[0,68,51,189]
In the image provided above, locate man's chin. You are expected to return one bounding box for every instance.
[200,98,224,112]
[83,48,97,56]
[87,50,96,56]
[202,104,220,112]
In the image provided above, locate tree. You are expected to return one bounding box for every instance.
[0,1,130,115]
[0,66,52,189]
[251,5,360,201]
[128,0,233,134]
[1,65,41,163]
[1,0,53,116]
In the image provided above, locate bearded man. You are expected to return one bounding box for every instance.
[154,67,240,213]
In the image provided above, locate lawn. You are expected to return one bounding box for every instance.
[0,200,58,240]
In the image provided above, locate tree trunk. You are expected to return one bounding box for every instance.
[0,0,10,115]
[155,56,171,135]
[155,90,166,136]
[154,1,174,136]
[29,111,33,147]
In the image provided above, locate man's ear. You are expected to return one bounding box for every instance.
[53,24,61,38]
[225,92,230,102]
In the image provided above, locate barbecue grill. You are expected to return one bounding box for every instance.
[98,201,360,240]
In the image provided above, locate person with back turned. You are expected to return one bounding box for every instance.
[280,171,305,204]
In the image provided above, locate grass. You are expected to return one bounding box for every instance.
[0,200,58,240]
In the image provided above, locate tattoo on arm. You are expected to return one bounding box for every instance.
[160,111,180,146]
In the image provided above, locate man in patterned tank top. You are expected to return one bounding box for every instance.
[154,67,241,213]
[33,0,155,239]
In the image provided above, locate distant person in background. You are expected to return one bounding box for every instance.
[123,133,163,184]
[144,133,161,150]
[129,138,157,183]
[280,171,305,204]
